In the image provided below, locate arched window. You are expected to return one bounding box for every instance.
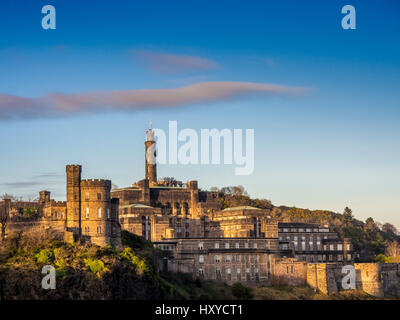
[175,202,181,215]
[85,207,89,219]
[165,202,172,215]
[183,202,189,215]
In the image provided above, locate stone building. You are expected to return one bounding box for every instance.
[40,165,121,247]
[110,126,354,285]
[7,125,396,296]
[278,222,353,263]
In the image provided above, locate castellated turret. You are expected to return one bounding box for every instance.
[80,179,115,246]
[39,190,51,204]
[145,124,157,185]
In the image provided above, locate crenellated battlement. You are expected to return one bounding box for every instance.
[81,179,112,188]
[66,164,82,171]
[49,200,67,207]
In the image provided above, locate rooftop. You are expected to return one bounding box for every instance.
[222,206,262,211]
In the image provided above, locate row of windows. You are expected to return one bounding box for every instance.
[84,207,111,219]
[279,228,330,233]
[83,226,103,233]
[199,242,269,250]
[291,243,350,251]
[84,193,104,201]
[50,211,64,219]
[198,267,259,276]
[295,254,352,262]
[280,235,328,241]
[199,254,262,264]
[161,202,190,215]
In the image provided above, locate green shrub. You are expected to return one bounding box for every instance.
[35,249,54,264]
[375,254,392,263]
[84,258,108,277]
[120,247,150,275]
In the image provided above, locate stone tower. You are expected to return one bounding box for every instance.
[80,179,114,247]
[145,123,157,185]
[66,165,82,236]
[39,190,51,205]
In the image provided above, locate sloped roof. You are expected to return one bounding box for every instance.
[222,206,262,211]
[119,204,154,209]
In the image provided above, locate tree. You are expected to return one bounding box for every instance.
[231,282,253,300]
[364,217,378,232]
[343,207,353,223]
[386,241,400,257]
[0,199,10,241]
[382,223,398,236]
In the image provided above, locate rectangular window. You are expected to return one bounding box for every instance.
[97,193,101,200]
[237,268,241,274]
[107,208,110,219]
[198,242,204,250]
[199,255,204,263]
[330,244,334,251]
[215,255,220,263]
[85,193,90,201]
[226,268,231,275]
[226,255,231,262]
[214,243,219,249]
[85,207,89,219]
[253,243,257,249]
[97,208,102,218]
[225,243,229,249]
[245,243,249,248]
[338,244,343,251]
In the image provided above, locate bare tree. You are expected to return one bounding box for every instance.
[0,199,10,241]
[386,241,400,257]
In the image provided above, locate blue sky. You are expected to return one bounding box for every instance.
[0,0,399,227]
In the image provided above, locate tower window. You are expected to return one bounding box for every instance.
[85,207,89,219]
[85,193,90,201]
[97,208,102,218]
[107,208,110,219]
[97,193,101,200]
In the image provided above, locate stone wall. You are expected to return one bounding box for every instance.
[306,263,338,294]
[271,258,307,286]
